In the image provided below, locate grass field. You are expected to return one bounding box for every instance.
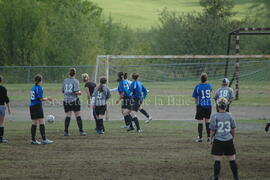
[0,120,269,179]
[90,0,253,28]
[5,80,270,106]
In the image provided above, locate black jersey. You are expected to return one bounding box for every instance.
[0,85,9,105]
[85,82,96,97]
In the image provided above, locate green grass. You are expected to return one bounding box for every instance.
[0,120,269,179]
[90,0,253,28]
[5,80,270,106]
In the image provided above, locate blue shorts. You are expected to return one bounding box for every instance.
[0,105,6,117]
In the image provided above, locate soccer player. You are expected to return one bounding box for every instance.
[116,72,134,129]
[82,73,97,128]
[209,98,239,180]
[128,73,148,133]
[91,77,111,134]
[0,76,11,143]
[214,78,234,112]
[124,73,152,123]
[63,68,86,136]
[29,74,53,145]
[192,73,212,142]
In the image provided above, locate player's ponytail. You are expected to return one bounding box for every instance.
[200,73,208,83]
[98,77,107,92]
[117,72,124,82]
[69,68,76,77]
[34,74,43,85]
[123,73,128,80]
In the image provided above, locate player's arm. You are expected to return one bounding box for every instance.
[4,87,10,114]
[230,116,237,138]
[84,86,91,105]
[142,85,148,99]
[230,128,236,138]
[38,87,52,101]
[73,80,81,95]
[192,86,198,104]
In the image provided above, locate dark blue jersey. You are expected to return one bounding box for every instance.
[30,85,43,107]
[129,80,147,99]
[118,80,131,97]
[192,83,212,108]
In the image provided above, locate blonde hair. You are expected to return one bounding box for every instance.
[82,73,89,82]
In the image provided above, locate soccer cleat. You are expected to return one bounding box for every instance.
[64,131,70,136]
[121,125,129,129]
[265,123,270,132]
[31,140,41,145]
[137,129,143,134]
[0,138,8,143]
[41,139,54,145]
[127,126,135,132]
[196,137,203,143]
[145,116,153,123]
[96,130,104,134]
[80,131,87,136]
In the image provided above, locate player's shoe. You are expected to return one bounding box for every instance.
[265,123,270,132]
[64,131,70,136]
[31,140,41,145]
[121,125,129,129]
[41,139,54,145]
[80,131,87,136]
[127,126,135,132]
[96,130,104,134]
[137,129,143,134]
[196,137,203,142]
[0,138,8,143]
[145,116,152,123]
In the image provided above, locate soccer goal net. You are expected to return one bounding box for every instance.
[95,55,270,120]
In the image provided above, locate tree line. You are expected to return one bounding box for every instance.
[0,0,269,66]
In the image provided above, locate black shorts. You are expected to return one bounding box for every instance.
[121,97,132,110]
[64,99,81,113]
[30,104,44,120]
[94,105,107,116]
[216,104,230,112]
[211,139,236,156]
[195,106,212,120]
[131,98,142,112]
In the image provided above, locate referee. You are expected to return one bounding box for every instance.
[0,76,11,143]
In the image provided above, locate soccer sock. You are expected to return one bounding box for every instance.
[100,118,105,131]
[214,161,221,180]
[0,126,4,139]
[265,123,270,132]
[39,124,46,140]
[31,124,37,141]
[76,116,83,132]
[198,123,203,138]
[96,119,102,131]
[206,122,210,137]
[139,109,150,118]
[229,160,239,179]
[124,115,133,127]
[133,117,140,130]
[93,111,98,129]
[64,117,71,132]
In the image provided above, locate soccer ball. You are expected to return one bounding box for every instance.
[46,115,55,124]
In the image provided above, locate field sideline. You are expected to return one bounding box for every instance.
[0,120,269,180]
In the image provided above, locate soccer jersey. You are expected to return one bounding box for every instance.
[129,80,147,99]
[84,82,96,97]
[63,78,80,102]
[210,112,236,141]
[118,80,131,97]
[92,85,111,106]
[192,83,212,108]
[0,85,9,105]
[214,86,234,101]
[30,85,43,107]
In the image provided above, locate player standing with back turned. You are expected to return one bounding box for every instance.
[192,73,212,142]
[63,68,86,136]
